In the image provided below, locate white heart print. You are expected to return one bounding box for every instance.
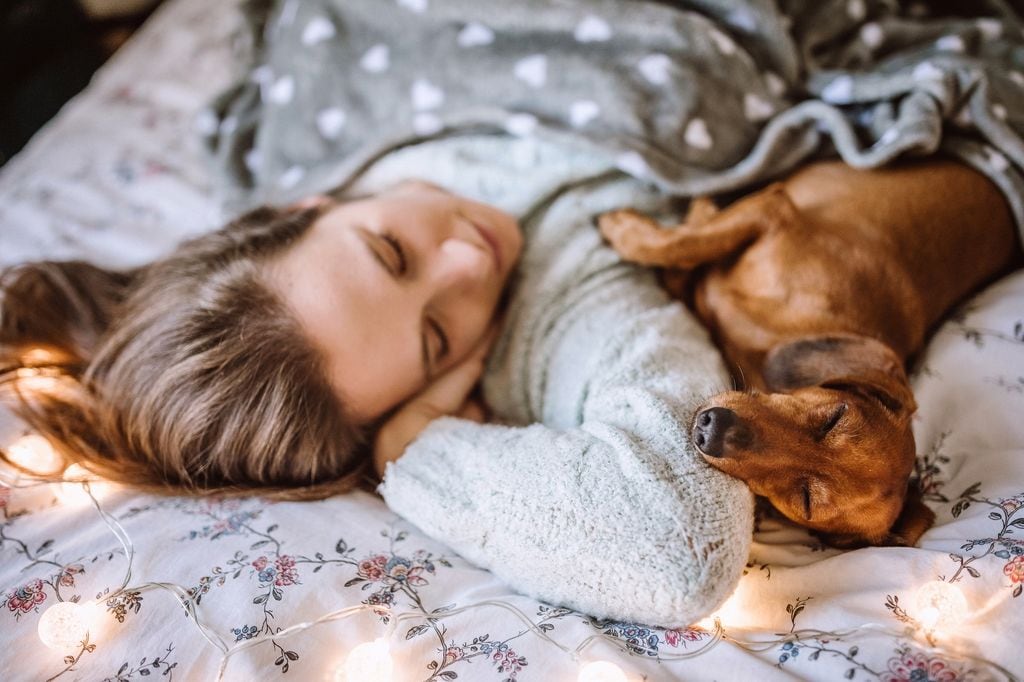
[569,100,600,127]
[458,22,494,47]
[574,16,612,42]
[267,75,295,104]
[514,55,548,88]
[301,17,335,46]
[411,79,444,110]
[360,45,390,73]
[397,0,427,13]
[316,108,346,139]
[638,54,671,85]
[685,118,713,149]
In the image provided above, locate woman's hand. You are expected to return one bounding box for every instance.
[372,326,498,478]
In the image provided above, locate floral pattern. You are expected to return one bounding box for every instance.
[2,0,1024,679]
[882,646,965,682]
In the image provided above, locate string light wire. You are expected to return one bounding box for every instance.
[1,466,1018,681]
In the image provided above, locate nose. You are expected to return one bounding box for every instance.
[692,407,749,458]
[433,237,491,289]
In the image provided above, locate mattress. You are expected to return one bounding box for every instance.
[2,0,1023,679]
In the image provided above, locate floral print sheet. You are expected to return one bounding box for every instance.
[1,0,1024,680]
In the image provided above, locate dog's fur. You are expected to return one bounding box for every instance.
[599,159,1020,548]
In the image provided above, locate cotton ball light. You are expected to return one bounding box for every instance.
[340,638,393,681]
[37,601,96,651]
[915,580,968,631]
[6,435,62,475]
[56,464,110,506]
[578,660,628,682]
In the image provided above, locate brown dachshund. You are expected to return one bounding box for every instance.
[599,159,1020,548]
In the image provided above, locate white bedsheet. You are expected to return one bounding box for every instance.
[2,0,1023,680]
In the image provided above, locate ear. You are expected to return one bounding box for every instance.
[882,483,936,547]
[763,334,916,415]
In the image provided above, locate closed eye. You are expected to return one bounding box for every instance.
[802,483,812,520]
[817,403,847,439]
[379,231,407,275]
[426,317,450,363]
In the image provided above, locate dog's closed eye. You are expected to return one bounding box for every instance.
[802,482,813,519]
[816,403,847,440]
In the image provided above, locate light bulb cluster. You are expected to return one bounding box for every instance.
[4,432,1009,682]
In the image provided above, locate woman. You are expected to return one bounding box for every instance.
[1,161,752,625]
[0,180,515,497]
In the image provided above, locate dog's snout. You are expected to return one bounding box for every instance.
[693,407,754,458]
[692,407,739,458]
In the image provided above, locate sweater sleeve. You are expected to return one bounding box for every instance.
[378,242,754,626]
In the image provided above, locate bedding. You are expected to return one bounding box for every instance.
[205,0,1024,231]
[1,0,1024,681]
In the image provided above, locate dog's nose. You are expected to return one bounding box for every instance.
[692,407,739,458]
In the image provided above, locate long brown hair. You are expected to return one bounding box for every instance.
[0,204,374,500]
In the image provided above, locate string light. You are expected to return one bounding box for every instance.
[578,660,629,682]
[56,464,113,505]
[1,453,1018,681]
[6,434,62,475]
[914,580,968,631]
[338,638,394,682]
[37,601,97,651]
[13,366,64,393]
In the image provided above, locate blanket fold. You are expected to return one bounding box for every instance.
[205,0,1024,234]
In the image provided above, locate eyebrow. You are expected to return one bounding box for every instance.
[357,229,433,383]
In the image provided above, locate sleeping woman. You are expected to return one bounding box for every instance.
[0,161,752,626]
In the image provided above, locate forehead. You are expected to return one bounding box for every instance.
[265,216,418,421]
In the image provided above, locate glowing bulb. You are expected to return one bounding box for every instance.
[56,464,104,506]
[342,638,393,681]
[914,580,968,631]
[578,661,628,682]
[14,366,62,392]
[37,601,96,651]
[21,347,53,364]
[6,435,62,475]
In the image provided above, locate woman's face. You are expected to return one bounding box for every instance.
[268,181,522,422]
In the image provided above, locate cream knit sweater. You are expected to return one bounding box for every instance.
[365,136,754,627]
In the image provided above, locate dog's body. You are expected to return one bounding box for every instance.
[600,159,1020,547]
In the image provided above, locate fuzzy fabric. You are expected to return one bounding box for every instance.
[368,136,754,627]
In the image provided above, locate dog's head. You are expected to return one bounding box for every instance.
[692,334,935,548]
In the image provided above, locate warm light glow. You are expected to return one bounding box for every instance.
[21,347,54,364]
[341,638,393,682]
[6,435,62,475]
[14,366,63,393]
[696,615,720,631]
[578,660,628,682]
[57,464,111,505]
[915,580,968,631]
[37,601,96,651]
[701,582,750,629]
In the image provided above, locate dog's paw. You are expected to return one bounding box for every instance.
[596,208,657,255]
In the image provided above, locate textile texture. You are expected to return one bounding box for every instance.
[206,0,1024,236]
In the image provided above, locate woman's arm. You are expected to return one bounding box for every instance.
[377,275,754,627]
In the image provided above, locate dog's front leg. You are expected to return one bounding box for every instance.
[598,184,799,269]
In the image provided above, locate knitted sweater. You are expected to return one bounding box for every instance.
[366,135,754,627]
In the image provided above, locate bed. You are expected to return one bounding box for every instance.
[2,0,1023,680]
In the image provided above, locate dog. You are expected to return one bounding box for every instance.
[598,159,1020,548]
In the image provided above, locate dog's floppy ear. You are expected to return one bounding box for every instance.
[882,483,936,547]
[763,334,916,416]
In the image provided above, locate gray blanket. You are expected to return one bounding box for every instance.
[204,0,1024,234]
